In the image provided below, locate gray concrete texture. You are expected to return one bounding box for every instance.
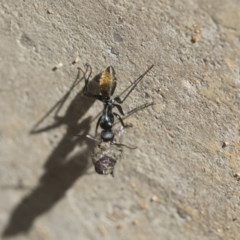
[0,0,240,239]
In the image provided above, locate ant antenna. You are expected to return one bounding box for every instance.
[115,64,154,103]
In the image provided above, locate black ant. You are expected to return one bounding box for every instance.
[83,64,154,141]
[82,64,154,176]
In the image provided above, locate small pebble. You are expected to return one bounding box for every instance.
[72,56,80,65]
[191,33,201,43]
[222,141,229,148]
[47,9,54,14]
[52,62,63,71]
[233,173,240,181]
[150,195,158,202]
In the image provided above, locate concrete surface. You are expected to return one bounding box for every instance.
[1,0,240,239]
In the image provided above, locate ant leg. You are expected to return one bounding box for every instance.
[77,63,92,88]
[113,112,125,127]
[71,67,82,89]
[83,69,94,97]
[112,102,153,127]
[95,116,102,136]
[122,102,154,120]
[114,65,154,104]
[55,66,89,116]
[85,63,92,79]
[54,66,88,116]
[114,103,124,115]
[112,125,137,149]
[113,142,137,149]
[81,64,96,98]
[31,65,88,133]
[82,65,105,101]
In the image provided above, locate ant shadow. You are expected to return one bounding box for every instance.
[2,64,101,237]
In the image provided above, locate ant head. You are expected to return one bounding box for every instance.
[101,130,114,142]
[94,155,116,176]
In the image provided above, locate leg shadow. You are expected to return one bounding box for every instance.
[2,65,100,237]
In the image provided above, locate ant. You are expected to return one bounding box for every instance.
[83,64,154,141]
[82,64,154,176]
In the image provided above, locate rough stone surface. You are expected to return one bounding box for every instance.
[1,1,240,239]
